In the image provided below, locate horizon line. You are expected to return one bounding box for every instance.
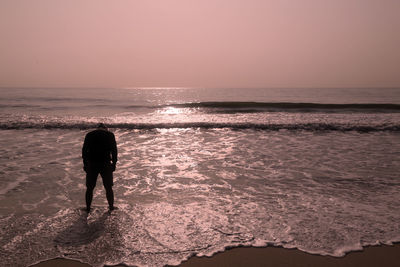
[1,86,400,90]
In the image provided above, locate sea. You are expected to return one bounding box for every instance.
[0,87,399,267]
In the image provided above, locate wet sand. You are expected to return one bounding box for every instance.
[179,244,400,267]
[31,243,400,267]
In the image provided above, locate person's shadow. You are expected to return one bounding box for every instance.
[54,209,110,247]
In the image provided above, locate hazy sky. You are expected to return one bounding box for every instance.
[1,0,399,88]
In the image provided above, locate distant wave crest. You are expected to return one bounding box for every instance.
[166,102,400,113]
[1,121,399,132]
[2,101,400,113]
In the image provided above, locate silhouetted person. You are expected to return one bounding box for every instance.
[82,123,118,213]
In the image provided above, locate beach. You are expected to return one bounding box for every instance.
[2,0,400,265]
[1,88,400,267]
[31,243,400,267]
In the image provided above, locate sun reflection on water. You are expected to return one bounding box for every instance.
[158,107,185,115]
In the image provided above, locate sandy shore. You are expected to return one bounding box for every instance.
[31,243,400,267]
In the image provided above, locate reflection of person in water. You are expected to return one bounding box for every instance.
[82,123,118,213]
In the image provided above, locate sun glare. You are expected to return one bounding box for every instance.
[158,107,185,115]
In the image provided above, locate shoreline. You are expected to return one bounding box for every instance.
[30,243,400,267]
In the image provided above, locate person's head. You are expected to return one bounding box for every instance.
[97,123,107,130]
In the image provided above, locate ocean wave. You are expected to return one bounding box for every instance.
[3,101,400,113]
[165,102,400,113]
[1,121,399,132]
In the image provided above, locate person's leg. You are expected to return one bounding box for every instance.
[100,165,114,210]
[85,187,94,212]
[105,186,114,210]
[85,165,98,213]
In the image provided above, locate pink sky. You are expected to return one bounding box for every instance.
[1,0,399,88]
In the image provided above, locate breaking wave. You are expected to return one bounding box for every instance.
[1,121,399,132]
[2,101,400,113]
[167,102,400,113]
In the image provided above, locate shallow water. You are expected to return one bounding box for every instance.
[1,128,399,266]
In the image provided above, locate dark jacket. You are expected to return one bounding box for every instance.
[82,129,118,165]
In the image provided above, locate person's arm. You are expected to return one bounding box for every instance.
[111,133,118,171]
[82,135,89,171]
